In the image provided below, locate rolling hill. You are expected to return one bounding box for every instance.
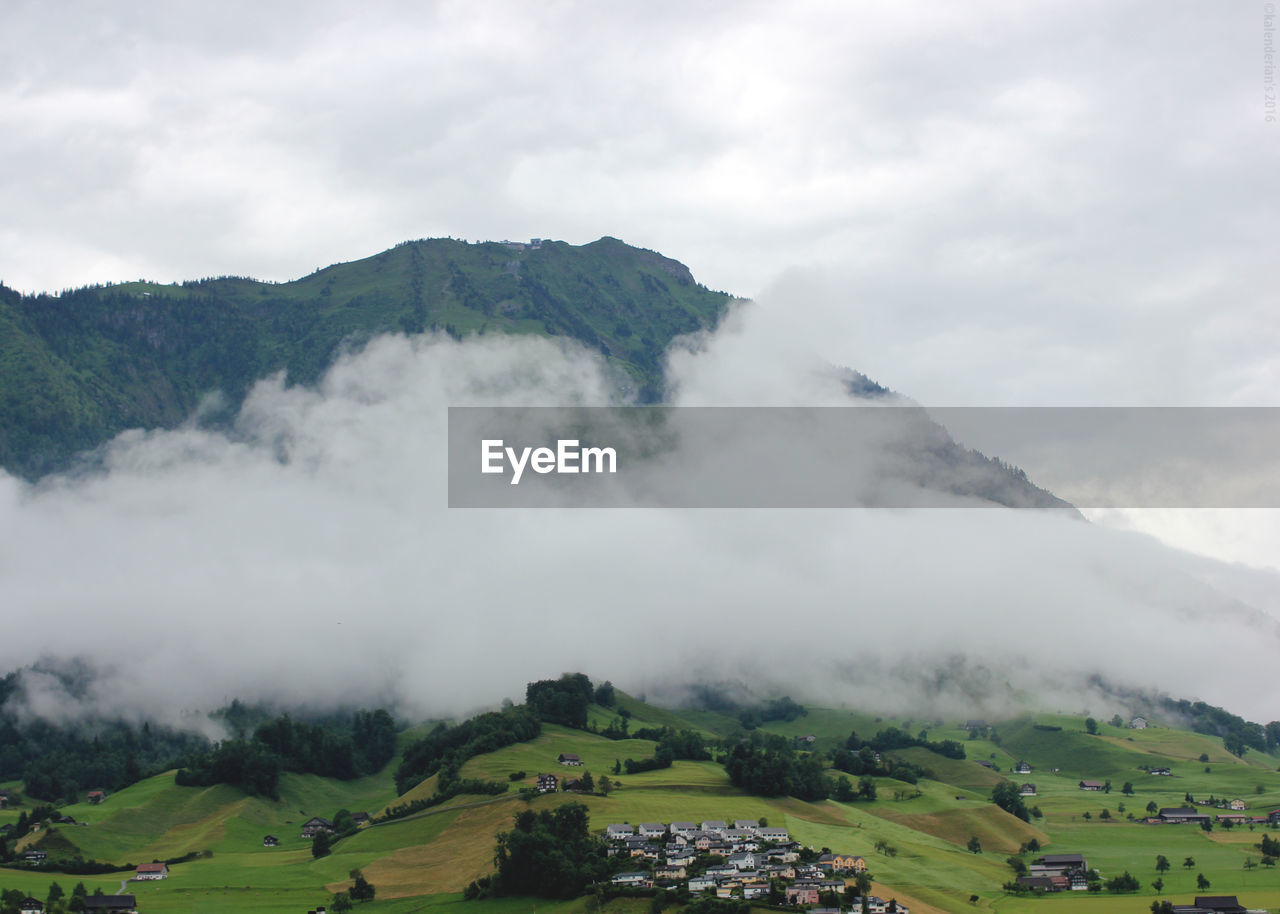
[3,691,1280,914]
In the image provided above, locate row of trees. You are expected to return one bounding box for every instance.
[0,668,209,803]
[0,881,109,914]
[394,705,541,795]
[176,709,397,799]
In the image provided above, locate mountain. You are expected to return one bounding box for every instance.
[0,237,732,479]
[0,236,1072,511]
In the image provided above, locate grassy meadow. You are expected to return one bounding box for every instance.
[3,700,1280,914]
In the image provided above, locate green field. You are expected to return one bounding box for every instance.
[4,700,1280,914]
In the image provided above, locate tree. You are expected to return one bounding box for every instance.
[598,776,612,797]
[1100,809,1112,820]
[1155,855,1170,874]
[1245,858,1258,870]
[593,681,615,707]
[1105,871,1140,893]
[1152,878,1164,892]
[1110,714,1124,728]
[1147,801,1160,815]
[1196,873,1211,890]
[1199,753,1209,763]
[1183,856,1195,870]
[312,831,332,858]
[1122,781,1134,795]
[1085,718,1099,735]
[47,883,65,907]
[492,802,605,898]
[331,892,353,913]
[834,775,855,802]
[967,836,982,854]
[333,809,355,836]
[991,781,1030,821]
[349,872,375,902]
[1103,779,1112,794]
[857,775,877,801]
[579,771,594,793]
[1082,811,1092,820]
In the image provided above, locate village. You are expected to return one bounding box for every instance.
[594,815,900,912]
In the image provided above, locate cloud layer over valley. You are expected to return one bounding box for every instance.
[3,299,1278,728]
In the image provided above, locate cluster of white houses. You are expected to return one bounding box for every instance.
[603,819,905,912]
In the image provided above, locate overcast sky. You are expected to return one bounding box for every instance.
[3,1,1279,719]
[3,1,1274,404]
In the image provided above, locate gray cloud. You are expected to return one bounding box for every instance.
[2,1,1277,724]
[2,308,1277,727]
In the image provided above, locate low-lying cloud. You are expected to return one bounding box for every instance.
[3,304,1278,729]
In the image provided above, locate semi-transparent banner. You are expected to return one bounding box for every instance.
[447,406,1280,508]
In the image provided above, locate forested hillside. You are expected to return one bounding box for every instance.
[0,237,732,478]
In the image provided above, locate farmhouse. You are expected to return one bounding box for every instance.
[1181,897,1246,914]
[558,753,583,766]
[351,812,371,826]
[135,862,169,879]
[1228,798,1246,810]
[1016,875,1068,892]
[82,897,136,914]
[848,897,907,914]
[1014,761,1032,774]
[965,719,988,731]
[1159,807,1211,825]
[536,773,558,792]
[1030,853,1088,877]
[1131,717,1148,729]
[1019,783,1037,796]
[87,789,107,804]
[263,835,279,847]
[0,790,10,808]
[1078,780,1104,790]
[19,899,43,914]
[300,817,335,838]
[1149,767,1172,776]
[21,850,46,865]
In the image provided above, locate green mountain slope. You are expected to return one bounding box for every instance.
[0,237,732,478]
[6,695,1280,914]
